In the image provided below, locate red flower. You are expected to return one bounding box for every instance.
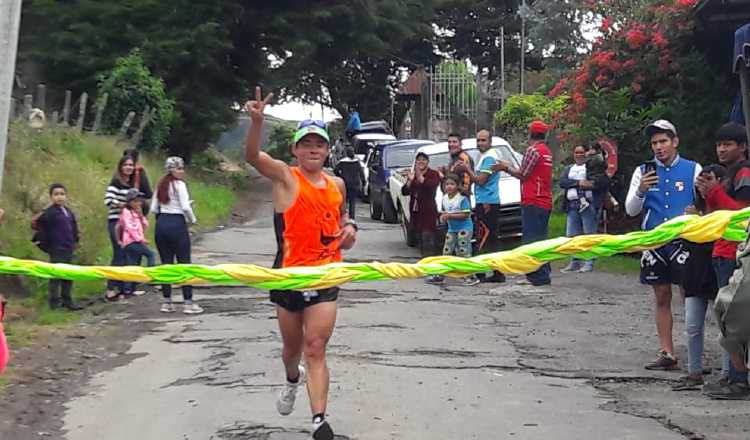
[625,29,649,49]
[652,32,668,49]
[549,78,568,97]
[631,82,642,93]
[600,17,614,33]
[622,59,636,70]
[676,0,697,7]
[572,92,587,110]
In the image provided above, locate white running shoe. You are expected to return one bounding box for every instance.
[160,303,175,313]
[132,290,147,296]
[276,365,306,416]
[311,417,334,440]
[183,303,204,314]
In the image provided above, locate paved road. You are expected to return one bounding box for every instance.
[60,178,747,440]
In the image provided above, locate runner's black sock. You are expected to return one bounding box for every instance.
[313,413,325,423]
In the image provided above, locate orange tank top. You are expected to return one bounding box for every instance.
[276,167,343,268]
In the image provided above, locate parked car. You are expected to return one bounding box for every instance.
[388,137,523,247]
[350,133,396,201]
[367,139,435,222]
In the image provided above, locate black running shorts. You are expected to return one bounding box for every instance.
[269,287,339,312]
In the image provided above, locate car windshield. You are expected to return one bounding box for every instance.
[384,148,419,168]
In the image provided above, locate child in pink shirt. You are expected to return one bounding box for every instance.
[116,189,155,295]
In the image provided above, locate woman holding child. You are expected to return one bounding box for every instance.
[558,144,609,273]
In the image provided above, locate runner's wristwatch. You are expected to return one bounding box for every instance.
[343,220,358,231]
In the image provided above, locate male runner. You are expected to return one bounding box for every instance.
[245,87,357,440]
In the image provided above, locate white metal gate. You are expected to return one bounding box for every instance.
[427,63,479,139]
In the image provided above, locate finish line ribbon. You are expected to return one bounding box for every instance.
[0,209,747,291]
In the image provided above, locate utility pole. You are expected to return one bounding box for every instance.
[519,0,526,95]
[500,25,506,108]
[0,0,23,194]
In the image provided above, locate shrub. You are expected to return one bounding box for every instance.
[495,94,568,130]
[97,49,176,150]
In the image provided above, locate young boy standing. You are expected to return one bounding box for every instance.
[436,173,480,286]
[34,184,82,310]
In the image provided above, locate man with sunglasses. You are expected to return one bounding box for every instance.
[245,88,356,440]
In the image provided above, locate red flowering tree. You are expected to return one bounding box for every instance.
[550,0,736,180]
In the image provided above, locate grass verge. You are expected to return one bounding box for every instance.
[0,125,243,353]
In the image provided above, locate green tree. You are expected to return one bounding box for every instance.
[267,124,296,164]
[98,50,175,150]
[20,0,439,156]
[494,93,568,129]
[21,0,266,159]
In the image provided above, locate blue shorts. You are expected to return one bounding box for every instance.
[640,240,689,285]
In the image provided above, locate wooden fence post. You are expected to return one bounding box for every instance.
[75,92,88,132]
[35,83,46,112]
[50,111,59,127]
[92,93,108,133]
[62,90,72,126]
[130,106,152,148]
[22,94,32,119]
[119,111,136,137]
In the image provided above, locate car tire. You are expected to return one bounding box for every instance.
[382,191,398,224]
[399,204,418,247]
[370,187,383,220]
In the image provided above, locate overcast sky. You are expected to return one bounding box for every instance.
[266,101,341,123]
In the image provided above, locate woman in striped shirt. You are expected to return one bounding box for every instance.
[104,155,135,301]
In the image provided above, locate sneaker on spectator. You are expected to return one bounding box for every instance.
[426,275,445,285]
[672,375,704,391]
[560,262,581,273]
[160,303,175,313]
[483,272,506,283]
[578,262,594,273]
[183,303,204,314]
[704,380,750,400]
[644,350,679,370]
[702,376,730,395]
[463,275,480,286]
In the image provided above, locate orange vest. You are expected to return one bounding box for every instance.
[278,167,343,268]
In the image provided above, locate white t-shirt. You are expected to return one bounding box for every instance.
[566,164,587,200]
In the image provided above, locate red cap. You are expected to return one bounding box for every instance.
[528,120,550,135]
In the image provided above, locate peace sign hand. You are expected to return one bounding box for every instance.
[245,86,274,124]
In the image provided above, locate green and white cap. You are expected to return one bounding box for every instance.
[293,125,330,144]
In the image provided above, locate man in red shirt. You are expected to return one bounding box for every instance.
[697,122,750,400]
[496,120,554,285]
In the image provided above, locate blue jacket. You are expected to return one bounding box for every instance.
[625,155,701,230]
